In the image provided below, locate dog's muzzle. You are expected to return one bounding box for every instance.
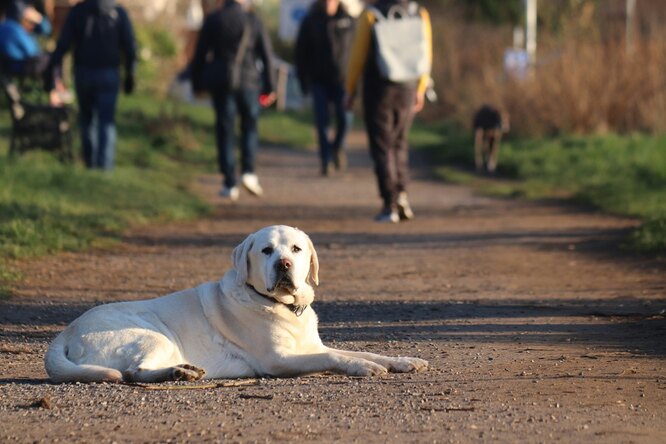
[267,258,296,293]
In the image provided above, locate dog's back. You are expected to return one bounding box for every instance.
[473,105,509,173]
[473,105,503,131]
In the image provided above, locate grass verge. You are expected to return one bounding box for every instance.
[411,123,666,254]
[0,92,316,295]
[0,94,214,295]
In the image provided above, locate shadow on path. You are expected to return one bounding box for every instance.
[2,297,664,357]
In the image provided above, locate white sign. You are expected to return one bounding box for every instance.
[279,0,314,42]
[504,48,529,80]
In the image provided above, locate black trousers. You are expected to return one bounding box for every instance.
[363,84,416,208]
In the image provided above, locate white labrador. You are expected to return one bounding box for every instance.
[45,225,428,383]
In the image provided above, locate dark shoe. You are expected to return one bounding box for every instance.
[219,186,239,201]
[333,149,347,171]
[374,206,399,223]
[321,162,330,177]
[396,192,414,221]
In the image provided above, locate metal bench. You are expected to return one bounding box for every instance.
[1,63,74,162]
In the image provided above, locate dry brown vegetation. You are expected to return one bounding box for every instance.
[425,3,666,136]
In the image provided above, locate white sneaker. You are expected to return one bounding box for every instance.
[397,192,415,221]
[241,173,263,197]
[219,186,239,201]
[374,207,399,223]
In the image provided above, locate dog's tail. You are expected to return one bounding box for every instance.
[45,331,123,383]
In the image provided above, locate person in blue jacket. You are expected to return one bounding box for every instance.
[0,1,70,105]
[46,0,137,170]
[0,0,51,74]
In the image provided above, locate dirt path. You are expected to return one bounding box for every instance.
[1,134,665,443]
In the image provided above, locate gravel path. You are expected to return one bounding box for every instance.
[1,134,665,443]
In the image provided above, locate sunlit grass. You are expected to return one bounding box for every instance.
[259,109,316,149]
[0,93,221,294]
[0,91,322,300]
[411,123,666,253]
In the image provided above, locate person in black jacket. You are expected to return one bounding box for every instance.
[295,0,354,176]
[191,0,276,201]
[46,0,136,170]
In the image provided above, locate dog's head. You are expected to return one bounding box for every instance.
[232,225,319,306]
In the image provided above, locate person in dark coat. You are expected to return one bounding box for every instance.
[191,0,276,201]
[46,0,136,170]
[295,0,355,176]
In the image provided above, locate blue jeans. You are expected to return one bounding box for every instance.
[74,67,120,170]
[311,83,351,168]
[212,89,260,188]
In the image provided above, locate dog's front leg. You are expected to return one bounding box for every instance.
[262,351,388,377]
[487,128,502,173]
[324,347,429,374]
[474,128,484,172]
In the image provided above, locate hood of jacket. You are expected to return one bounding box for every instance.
[87,0,117,15]
[310,0,349,18]
[6,0,28,22]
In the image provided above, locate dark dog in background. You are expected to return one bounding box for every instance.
[473,105,509,174]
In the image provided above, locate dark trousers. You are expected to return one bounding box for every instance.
[311,82,351,168]
[363,84,416,208]
[74,67,120,170]
[212,88,260,188]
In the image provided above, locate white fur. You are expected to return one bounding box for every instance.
[45,225,428,383]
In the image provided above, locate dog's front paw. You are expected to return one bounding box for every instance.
[172,364,206,381]
[347,359,388,377]
[387,357,429,373]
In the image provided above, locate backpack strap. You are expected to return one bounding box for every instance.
[366,3,419,21]
[229,13,254,89]
[407,2,420,16]
[386,2,420,20]
[234,15,253,68]
[365,5,385,22]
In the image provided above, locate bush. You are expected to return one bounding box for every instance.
[424,8,666,137]
[502,41,666,136]
[133,24,181,95]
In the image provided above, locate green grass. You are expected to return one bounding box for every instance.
[259,109,315,149]
[0,93,213,294]
[0,161,209,256]
[0,95,217,261]
[411,123,666,253]
[0,88,319,294]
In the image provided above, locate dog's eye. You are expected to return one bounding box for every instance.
[261,247,273,255]
[292,245,302,253]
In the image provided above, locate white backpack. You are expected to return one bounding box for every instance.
[367,2,430,83]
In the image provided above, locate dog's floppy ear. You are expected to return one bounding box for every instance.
[232,233,254,286]
[306,235,319,286]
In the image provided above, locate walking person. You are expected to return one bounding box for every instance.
[345,0,432,222]
[191,0,276,201]
[46,0,137,170]
[295,0,355,176]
